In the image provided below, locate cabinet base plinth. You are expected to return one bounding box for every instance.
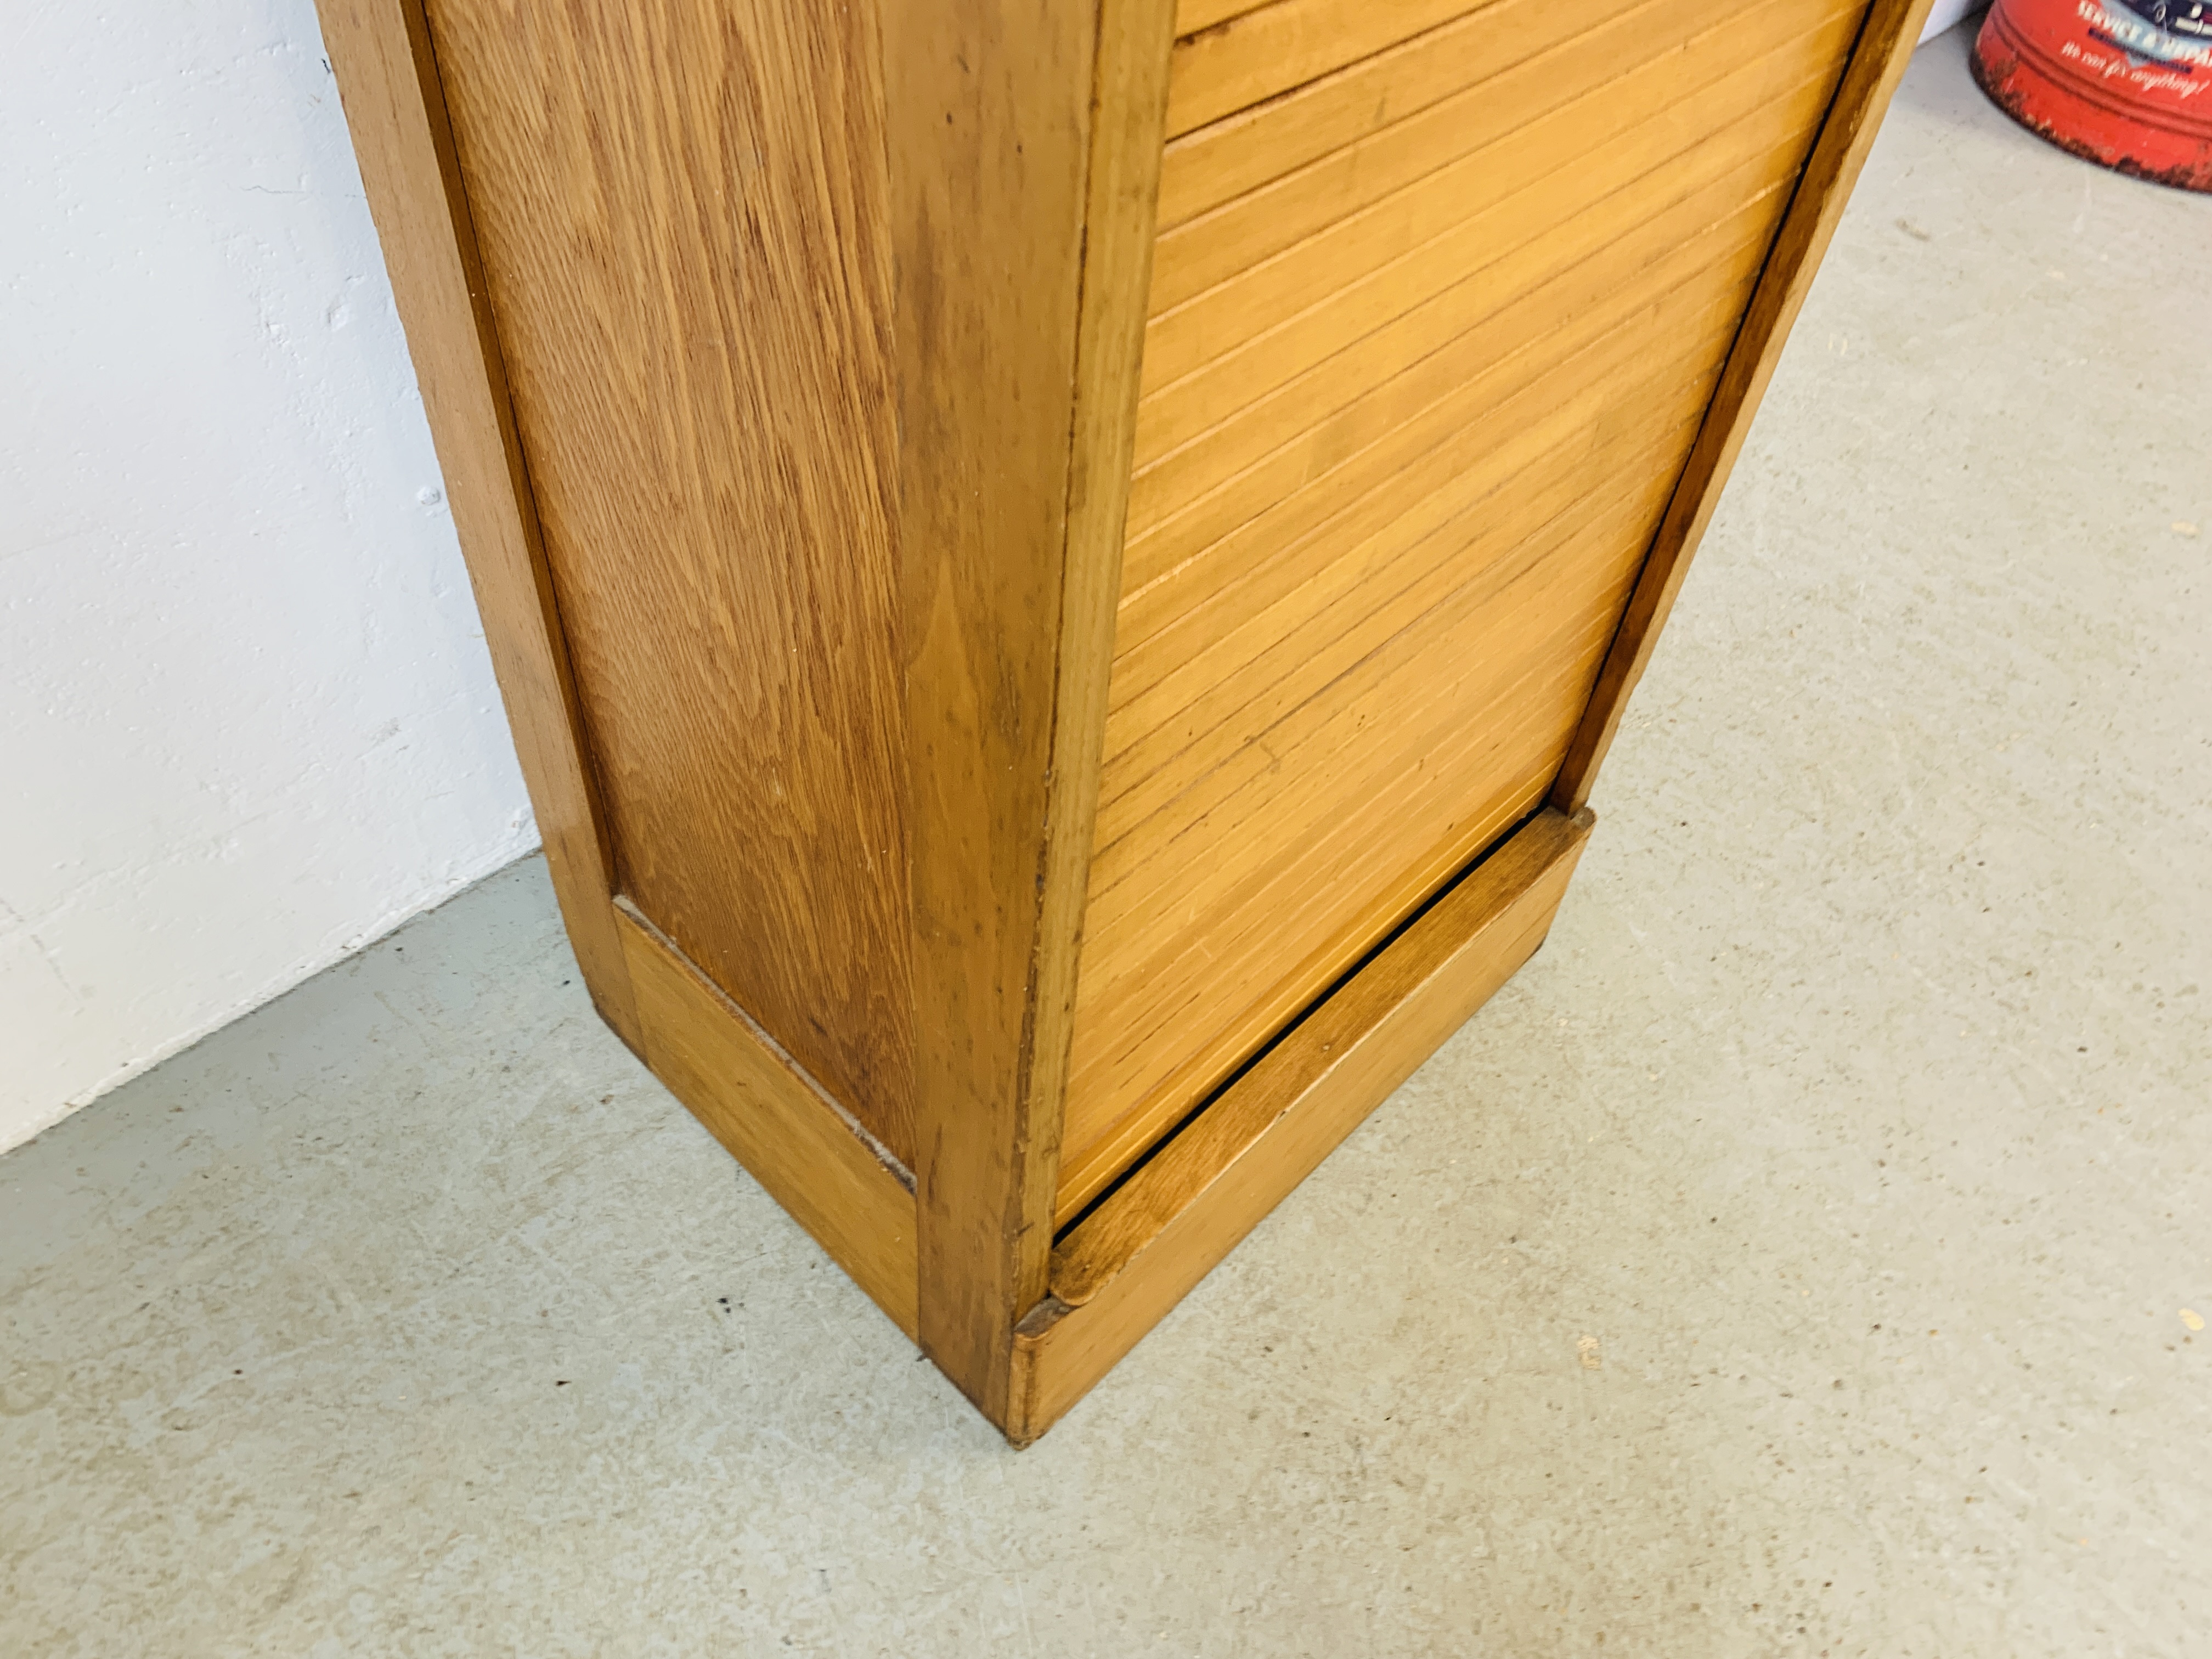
[1006,806,1594,1444]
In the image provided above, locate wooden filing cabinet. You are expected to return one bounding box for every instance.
[321,0,1932,1441]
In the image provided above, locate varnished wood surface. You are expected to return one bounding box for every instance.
[1134,18,1860,464]
[1118,155,1802,658]
[1056,359,1715,1214]
[1554,0,1938,812]
[887,0,1173,1424]
[1018,0,1184,1319]
[1173,0,1273,37]
[1160,0,1631,231]
[1166,0,1488,138]
[1096,306,1741,875]
[329,0,1923,1446]
[318,0,640,1051]
[1092,380,1714,874]
[1013,808,1594,1441]
[420,0,916,1158]
[1150,0,1858,317]
[616,902,918,1339]
[1058,0,1861,1217]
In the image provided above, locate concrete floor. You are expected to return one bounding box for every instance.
[5,34,2209,1656]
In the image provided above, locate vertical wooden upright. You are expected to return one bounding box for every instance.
[885,0,1178,1422]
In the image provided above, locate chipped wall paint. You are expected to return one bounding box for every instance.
[1,2,538,1152]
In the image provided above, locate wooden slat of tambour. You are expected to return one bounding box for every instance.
[1062,721,1555,1217]
[1098,426,1692,911]
[1110,206,1784,729]
[1110,421,1695,873]
[1133,58,1846,477]
[1125,211,1799,641]
[1152,0,1850,315]
[1085,490,1667,1003]
[1161,0,1629,230]
[1165,0,1494,138]
[1054,498,1673,1214]
[1111,270,1773,738]
[1060,779,1553,1219]
[1063,809,1594,1299]
[1121,152,1791,640]
[1141,10,1859,411]
[1120,199,1772,653]
[1064,407,1714,1178]
[1059,0,1889,1284]
[1147,15,1848,396]
[1097,278,1769,911]
[1023,809,1596,1439]
[1084,329,1731,955]
[1138,83,1807,543]
[1063,331,1739,1197]
[1071,529,1657,1143]
[1103,396,1712,878]
[1096,399,1708,867]
[1175,0,1274,34]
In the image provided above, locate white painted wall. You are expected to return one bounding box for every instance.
[0,2,537,1153]
[1924,0,1989,42]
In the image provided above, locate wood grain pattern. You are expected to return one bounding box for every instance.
[1056,0,1866,1214]
[1058,287,1759,1208]
[419,0,915,1156]
[616,901,918,1339]
[1149,0,1855,315]
[1160,0,1628,230]
[1102,283,1750,810]
[318,0,640,1051]
[1553,0,1937,812]
[1139,16,1858,424]
[1094,380,1716,865]
[1174,0,1273,36]
[886,0,1176,1424]
[330,0,1920,1445]
[1132,67,1844,478]
[1119,158,1796,663]
[1056,382,1710,1215]
[1013,808,1594,1441]
[1019,0,1183,1289]
[1166,0,1489,138]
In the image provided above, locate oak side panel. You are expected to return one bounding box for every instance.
[316,0,639,1049]
[419,0,916,1157]
[887,0,1172,1424]
[1551,0,1937,812]
[1012,808,1595,1442]
[616,904,919,1340]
